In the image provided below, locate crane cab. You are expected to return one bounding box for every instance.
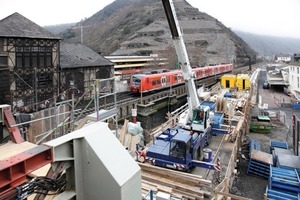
[191,106,210,132]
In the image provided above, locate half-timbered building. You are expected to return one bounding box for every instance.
[0,12,60,111]
[59,42,114,99]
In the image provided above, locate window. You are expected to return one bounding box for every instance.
[152,80,156,85]
[170,140,186,159]
[39,54,45,67]
[24,53,30,68]
[38,73,52,87]
[16,53,23,67]
[15,46,52,68]
[0,56,7,67]
[15,74,33,89]
[298,77,299,89]
[32,53,37,67]
[46,53,52,66]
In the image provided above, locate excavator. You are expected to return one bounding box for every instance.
[136,0,220,172]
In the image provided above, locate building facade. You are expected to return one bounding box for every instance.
[289,54,300,100]
[59,42,114,99]
[0,12,60,111]
[276,54,291,63]
[0,13,114,112]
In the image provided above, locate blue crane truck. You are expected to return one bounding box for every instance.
[136,102,221,172]
[143,126,219,171]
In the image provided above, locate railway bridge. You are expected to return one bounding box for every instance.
[81,65,254,130]
[99,73,223,130]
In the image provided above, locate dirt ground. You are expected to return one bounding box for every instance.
[230,68,297,199]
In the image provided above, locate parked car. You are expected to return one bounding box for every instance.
[263,81,269,89]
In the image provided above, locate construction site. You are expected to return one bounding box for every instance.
[0,67,258,200]
[3,63,300,200]
[1,0,300,199]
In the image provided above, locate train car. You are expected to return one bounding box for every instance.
[130,64,233,93]
[130,70,183,93]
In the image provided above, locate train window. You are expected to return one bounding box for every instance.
[174,76,177,81]
[166,77,170,82]
[152,80,156,85]
[132,76,141,83]
[157,79,161,84]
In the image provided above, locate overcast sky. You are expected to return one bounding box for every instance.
[1,0,299,38]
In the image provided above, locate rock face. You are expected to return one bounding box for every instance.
[63,0,256,67]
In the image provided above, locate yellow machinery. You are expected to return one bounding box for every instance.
[221,74,237,89]
[236,74,250,90]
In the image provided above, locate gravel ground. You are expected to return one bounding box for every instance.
[230,68,297,199]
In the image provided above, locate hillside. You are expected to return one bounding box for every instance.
[44,23,75,35]
[234,30,300,57]
[57,0,256,67]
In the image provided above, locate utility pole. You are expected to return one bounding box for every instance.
[70,80,75,131]
[34,67,38,111]
[94,79,100,121]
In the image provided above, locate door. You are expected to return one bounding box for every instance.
[226,80,230,88]
[161,76,166,87]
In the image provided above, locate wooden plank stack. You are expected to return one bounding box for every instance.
[139,163,212,199]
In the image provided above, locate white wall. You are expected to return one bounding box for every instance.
[289,65,300,99]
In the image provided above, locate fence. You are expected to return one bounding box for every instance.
[28,103,72,144]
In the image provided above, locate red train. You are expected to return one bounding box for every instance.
[130,64,234,93]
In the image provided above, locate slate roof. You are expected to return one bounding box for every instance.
[0,12,60,39]
[60,43,114,69]
[276,53,291,57]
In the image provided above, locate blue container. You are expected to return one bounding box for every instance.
[270,140,288,153]
[212,112,224,129]
[224,92,233,98]
[200,101,216,112]
[292,103,300,110]
[203,148,213,162]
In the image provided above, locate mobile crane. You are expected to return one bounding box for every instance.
[136,0,220,171]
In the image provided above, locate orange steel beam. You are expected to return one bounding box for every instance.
[0,145,52,198]
[3,107,23,144]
